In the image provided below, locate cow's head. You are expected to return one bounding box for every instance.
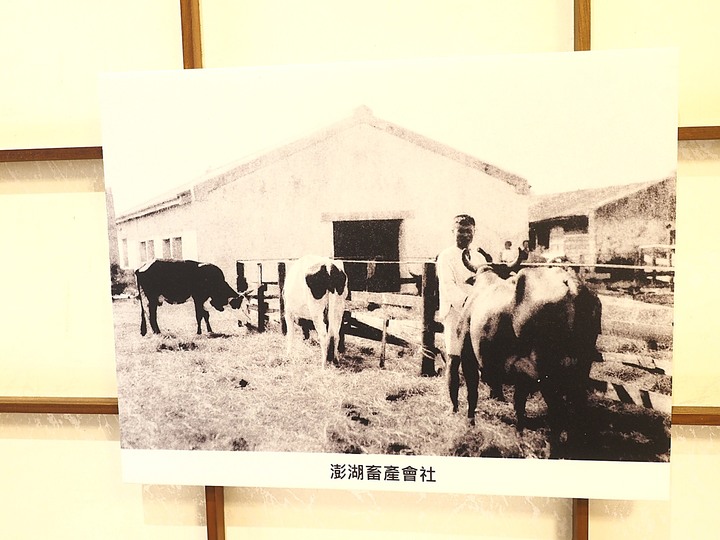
[209,278,245,312]
[305,262,347,300]
[512,267,578,336]
[328,262,347,296]
[230,289,254,329]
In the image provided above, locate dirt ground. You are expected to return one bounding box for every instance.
[112,295,671,462]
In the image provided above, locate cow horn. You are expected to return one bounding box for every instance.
[240,287,257,298]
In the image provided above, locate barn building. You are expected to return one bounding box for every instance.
[528,177,676,266]
[115,106,530,291]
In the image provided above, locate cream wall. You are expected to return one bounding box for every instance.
[0,188,116,397]
[0,413,207,540]
[1,1,719,539]
[0,0,183,149]
[592,0,720,126]
[199,0,574,66]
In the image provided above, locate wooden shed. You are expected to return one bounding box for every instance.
[528,178,676,265]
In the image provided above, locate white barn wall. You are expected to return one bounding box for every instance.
[117,202,198,270]
[182,119,529,282]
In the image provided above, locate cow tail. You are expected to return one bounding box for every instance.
[136,271,147,336]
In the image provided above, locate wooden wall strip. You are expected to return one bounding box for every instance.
[679,126,720,140]
[205,486,226,540]
[672,406,720,426]
[572,498,589,540]
[574,0,591,52]
[0,397,118,415]
[1,398,719,426]
[180,0,203,69]
[0,147,103,162]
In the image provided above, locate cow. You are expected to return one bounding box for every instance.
[508,268,587,435]
[451,266,517,423]
[135,259,252,336]
[455,266,602,447]
[283,255,348,367]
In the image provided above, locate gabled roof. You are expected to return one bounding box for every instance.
[529,178,674,223]
[117,106,529,222]
[116,188,193,224]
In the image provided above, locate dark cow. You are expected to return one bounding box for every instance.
[283,255,348,367]
[509,268,599,439]
[455,266,602,446]
[135,259,251,335]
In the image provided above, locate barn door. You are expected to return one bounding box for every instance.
[333,219,401,292]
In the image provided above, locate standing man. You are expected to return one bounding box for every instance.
[500,240,515,264]
[436,214,484,422]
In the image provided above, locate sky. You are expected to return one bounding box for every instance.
[100,49,679,216]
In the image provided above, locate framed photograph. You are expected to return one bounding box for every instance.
[100,49,677,499]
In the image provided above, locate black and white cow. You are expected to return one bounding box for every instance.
[283,255,348,367]
[135,259,251,335]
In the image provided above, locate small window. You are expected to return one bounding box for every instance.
[147,239,155,260]
[162,238,172,258]
[121,239,129,268]
[172,237,183,259]
[139,241,147,263]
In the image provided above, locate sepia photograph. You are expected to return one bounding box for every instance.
[100,49,677,499]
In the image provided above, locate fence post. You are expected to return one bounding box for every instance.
[278,261,287,335]
[421,262,438,376]
[256,263,266,332]
[380,318,389,369]
[257,284,267,332]
[236,262,247,292]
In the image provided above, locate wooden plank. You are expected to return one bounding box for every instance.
[344,316,410,348]
[602,352,672,376]
[574,0,591,52]
[573,498,589,540]
[205,486,226,540]
[180,0,203,69]
[350,290,422,310]
[345,301,420,322]
[673,406,720,426]
[0,397,118,414]
[678,126,720,140]
[589,379,672,414]
[0,147,103,162]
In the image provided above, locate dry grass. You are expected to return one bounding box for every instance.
[113,298,671,461]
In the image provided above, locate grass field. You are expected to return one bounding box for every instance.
[113,297,671,461]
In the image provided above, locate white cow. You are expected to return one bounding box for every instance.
[283,255,349,367]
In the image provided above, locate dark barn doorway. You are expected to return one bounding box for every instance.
[333,219,401,292]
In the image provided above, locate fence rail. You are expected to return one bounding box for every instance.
[236,258,674,378]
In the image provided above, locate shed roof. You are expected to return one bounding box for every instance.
[529,178,672,223]
[117,106,529,222]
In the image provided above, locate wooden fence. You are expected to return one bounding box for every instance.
[236,260,442,375]
[236,258,674,411]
